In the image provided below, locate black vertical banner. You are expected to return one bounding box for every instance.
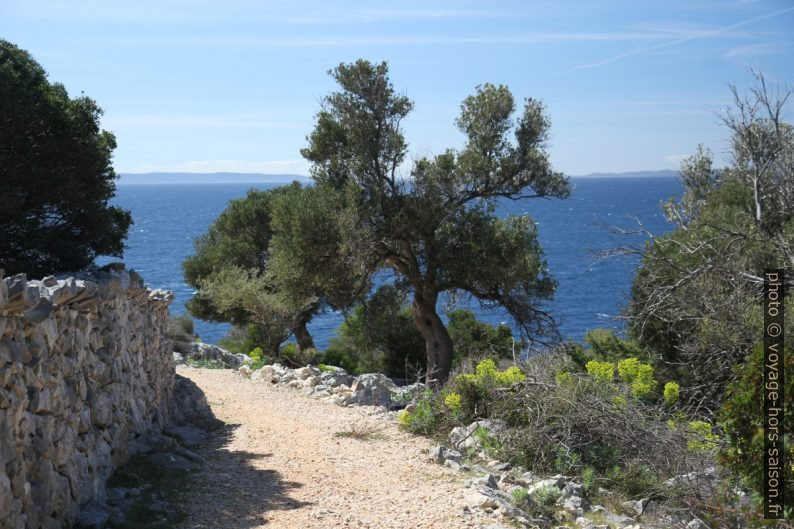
[764,269,785,519]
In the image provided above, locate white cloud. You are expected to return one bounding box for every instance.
[119,159,310,175]
[561,5,794,74]
[724,42,781,58]
[264,8,512,24]
[92,30,734,49]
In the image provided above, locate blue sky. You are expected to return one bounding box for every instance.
[2,0,792,176]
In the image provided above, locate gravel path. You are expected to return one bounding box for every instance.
[177,367,491,529]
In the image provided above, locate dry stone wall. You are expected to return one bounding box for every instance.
[0,264,175,529]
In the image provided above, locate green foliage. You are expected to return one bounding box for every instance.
[447,309,517,363]
[584,328,648,363]
[218,323,284,357]
[616,358,657,399]
[448,359,527,424]
[663,381,680,406]
[302,59,569,382]
[581,466,596,497]
[443,392,462,415]
[605,463,661,498]
[248,347,263,362]
[719,343,793,512]
[685,420,718,452]
[184,181,364,354]
[627,73,794,408]
[0,40,131,276]
[532,485,561,506]
[473,425,502,459]
[318,347,357,373]
[328,285,426,378]
[183,186,285,324]
[585,360,614,382]
[553,446,582,473]
[397,397,438,435]
[510,487,530,508]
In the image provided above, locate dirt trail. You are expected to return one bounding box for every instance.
[177,367,490,529]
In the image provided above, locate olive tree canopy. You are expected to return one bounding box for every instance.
[302,60,570,383]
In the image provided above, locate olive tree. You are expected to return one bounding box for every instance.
[0,40,131,276]
[183,182,364,353]
[302,60,570,383]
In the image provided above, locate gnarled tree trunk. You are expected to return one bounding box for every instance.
[412,288,454,385]
[292,311,315,352]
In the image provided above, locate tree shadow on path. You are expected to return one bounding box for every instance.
[184,422,311,528]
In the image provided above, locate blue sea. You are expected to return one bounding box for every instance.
[105,177,682,349]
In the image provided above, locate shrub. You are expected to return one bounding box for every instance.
[510,487,530,508]
[605,463,661,498]
[487,355,695,489]
[585,360,614,382]
[397,397,438,435]
[532,485,561,506]
[328,285,426,379]
[564,329,648,368]
[581,466,596,497]
[319,347,357,373]
[663,381,680,406]
[277,343,320,367]
[249,347,263,362]
[444,392,462,414]
[446,359,528,425]
[218,323,280,356]
[447,309,517,363]
[719,343,793,515]
[617,358,657,399]
[168,315,196,353]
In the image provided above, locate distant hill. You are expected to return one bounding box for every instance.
[118,172,309,185]
[572,170,678,179]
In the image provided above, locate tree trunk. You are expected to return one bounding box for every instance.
[412,289,454,385]
[292,314,315,352]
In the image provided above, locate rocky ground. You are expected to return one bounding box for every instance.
[176,366,497,529]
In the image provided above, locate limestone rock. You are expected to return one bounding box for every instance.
[187,342,250,368]
[429,445,463,465]
[449,420,505,451]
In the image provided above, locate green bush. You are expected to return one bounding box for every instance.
[219,323,281,356]
[532,484,561,506]
[397,396,438,435]
[605,463,661,498]
[329,285,426,379]
[719,343,793,514]
[510,487,530,508]
[446,358,527,425]
[564,329,649,369]
[447,309,517,363]
[318,346,357,373]
[277,343,321,367]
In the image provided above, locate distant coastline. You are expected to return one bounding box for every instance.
[117,172,310,185]
[118,170,678,185]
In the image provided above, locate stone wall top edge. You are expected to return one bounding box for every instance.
[0,262,174,317]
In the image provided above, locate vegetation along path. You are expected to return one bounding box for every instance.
[177,367,491,529]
